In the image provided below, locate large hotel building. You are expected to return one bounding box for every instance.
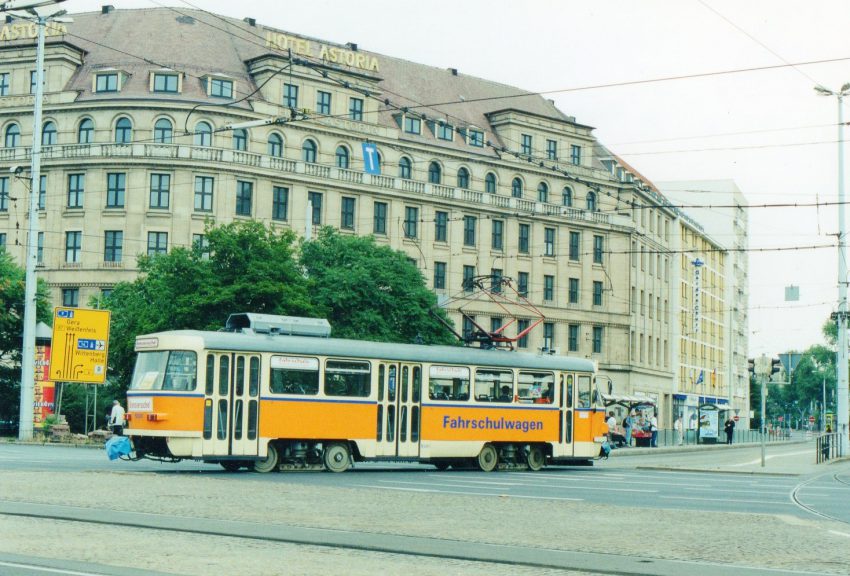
[0,6,749,427]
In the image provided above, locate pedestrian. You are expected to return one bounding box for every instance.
[724,418,735,445]
[622,413,632,447]
[606,411,618,446]
[110,400,125,436]
[674,416,683,446]
[650,414,658,447]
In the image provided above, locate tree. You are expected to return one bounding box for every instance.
[299,228,456,345]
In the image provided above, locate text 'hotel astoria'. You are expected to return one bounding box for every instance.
[0,5,749,428]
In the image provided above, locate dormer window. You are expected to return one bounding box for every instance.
[437,122,453,141]
[152,71,181,93]
[468,128,484,147]
[95,72,119,92]
[403,115,421,135]
[206,77,233,98]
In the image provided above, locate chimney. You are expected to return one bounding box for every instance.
[448,68,458,76]
[346,42,358,51]
[243,17,256,27]
[101,5,114,14]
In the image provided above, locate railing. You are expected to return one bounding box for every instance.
[629,428,794,448]
[817,432,842,463]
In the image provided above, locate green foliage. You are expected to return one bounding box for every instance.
[299,228,456,345]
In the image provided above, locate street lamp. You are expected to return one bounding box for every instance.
[815,83,850,457]
[0,0,71,441]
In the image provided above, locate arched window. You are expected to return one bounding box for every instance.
[114,117,132,144]
[335,145,349,169]
[562,186,573,207]
[511,177,523,198]
[457,167,470,189]
[153,118,173,144]
[399,156,412,179]
[428,162,441,184]
[586,191,597,212]
[4,123,20,148]
[537,182,549,203]
[232,128,247,151]
[302,139,317,163]
[78,119,94,144]
[194,122,212,147]
[485,172,496,194]
[41,121,57,146]
[268,133,283,157]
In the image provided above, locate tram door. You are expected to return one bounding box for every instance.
[376,363,422,458]
[203,353,261,457]
[558,373,575,456]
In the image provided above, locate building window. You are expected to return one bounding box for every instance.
[434,122,451,141]
[0,177,8,211]
[428,162,441,184]
[569,231,580,261]
[29,70,39,94]
[35,175,45,210]
[521,134,532,156]
[434,261,447,290]
[67,174,84,209]
[78,119,94,144]
[568,277,579,304]
[434,211,448,242]
[317,91,331,115]
[114,117,132,144]
[543,275,554,301]
[517,272,529,296]
[537,182,548,203]
[373,201,387,234]
[399,156,412,179]
[104,230,123,262]
[570,144,581,165]
[462,316,475,340]
[5,123,20,148]
[302,139,317,163]
[35,232,42,262]
[194,176,214,212]
[341,197,356,230]
[544,227,555,257]
[335,146,350,169]
[511,177,523,198]
[147,232,168,256]
[308,191,322,225]
[587,191,597,212]
[517,223,530,254]
[491,220,504,250]
[150,173,170,209]
[403,116,421,134]
[61,288,79,307]
[283,83,298,108]
[193,234,210,259]
[272,186,288,221]
[189,121,211,147]
[153,118,173,144]
[42,121,57,146]
[543,322,554,350]
[95,72,118,92]
[517,319,530,349]
[349,97,363,121]
[562,186,573,207]
[153,73,179,93]
[235,180,253,216]
[106,173,125,208]
[463,215,476,247]
[593,235,604,263]
[463,265,475,293]
[209,78,233,98]
[568,324,579,352]
[592,326,603,354]
[547,139,557,160]
[268,133,283,157]
[457,167,470,189]
[0,73,8,96]
[593,281,603,306]
[232,128,247,151]
[404,206,418,239]
[65,231,81,263]
[468,129,484,147]
[491,268,503,293]
[485,172,496,194]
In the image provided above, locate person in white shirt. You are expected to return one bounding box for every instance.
[674,416,683,445]
[110,400,125,436]
[650,415,659,447]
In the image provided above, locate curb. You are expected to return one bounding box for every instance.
[634,465,801,477]
[608,438,809,458]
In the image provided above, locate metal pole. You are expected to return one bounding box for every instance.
[760,373,766,467]
[837,92,849,457]
[823,374,827,433]
[18,14,46,441]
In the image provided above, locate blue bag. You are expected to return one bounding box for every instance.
[105,435,132,461]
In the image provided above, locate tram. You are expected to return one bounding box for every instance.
[124,313,608,472]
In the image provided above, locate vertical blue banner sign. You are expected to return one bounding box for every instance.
[362,142,381,175]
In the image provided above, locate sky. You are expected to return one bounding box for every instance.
[64,0,850,357]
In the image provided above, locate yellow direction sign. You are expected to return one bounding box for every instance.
[49,307,111,384]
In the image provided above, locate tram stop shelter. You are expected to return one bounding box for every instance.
[601,393,656,447]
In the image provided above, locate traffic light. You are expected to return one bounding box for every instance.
[747,358,755,375]
[771,358,782,374]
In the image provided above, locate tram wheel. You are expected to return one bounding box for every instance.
[433,461,451,471]
[220,461,243,472]
[526,446,545,472]
[254,444,280,473]
[477,444,498,472]
[323,443,351,473]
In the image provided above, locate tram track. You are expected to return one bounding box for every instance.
[789,472,850,525]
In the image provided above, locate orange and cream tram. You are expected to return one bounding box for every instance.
[125,314,608,472]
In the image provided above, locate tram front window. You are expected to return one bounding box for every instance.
[130,351,198,391]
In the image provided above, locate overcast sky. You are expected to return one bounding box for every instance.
[66,0,850,357]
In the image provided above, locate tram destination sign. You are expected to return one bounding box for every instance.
[49,307,111,384]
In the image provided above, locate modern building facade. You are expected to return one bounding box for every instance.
[0,6,746,427]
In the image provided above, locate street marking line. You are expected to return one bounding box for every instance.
[0,560,103,575]
[828,530,850,538]
[683,487,788,495]
[351,484,583,501]
[661,495,792,505]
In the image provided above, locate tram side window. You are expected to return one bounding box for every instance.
[428,365,469,401]
[324,360,371,397]
[162,351,197,390]
[269,355,319,395]
[130,350,197,391]
[475,368,514,403]
[517,371,554,403]
[577,375,592,408]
